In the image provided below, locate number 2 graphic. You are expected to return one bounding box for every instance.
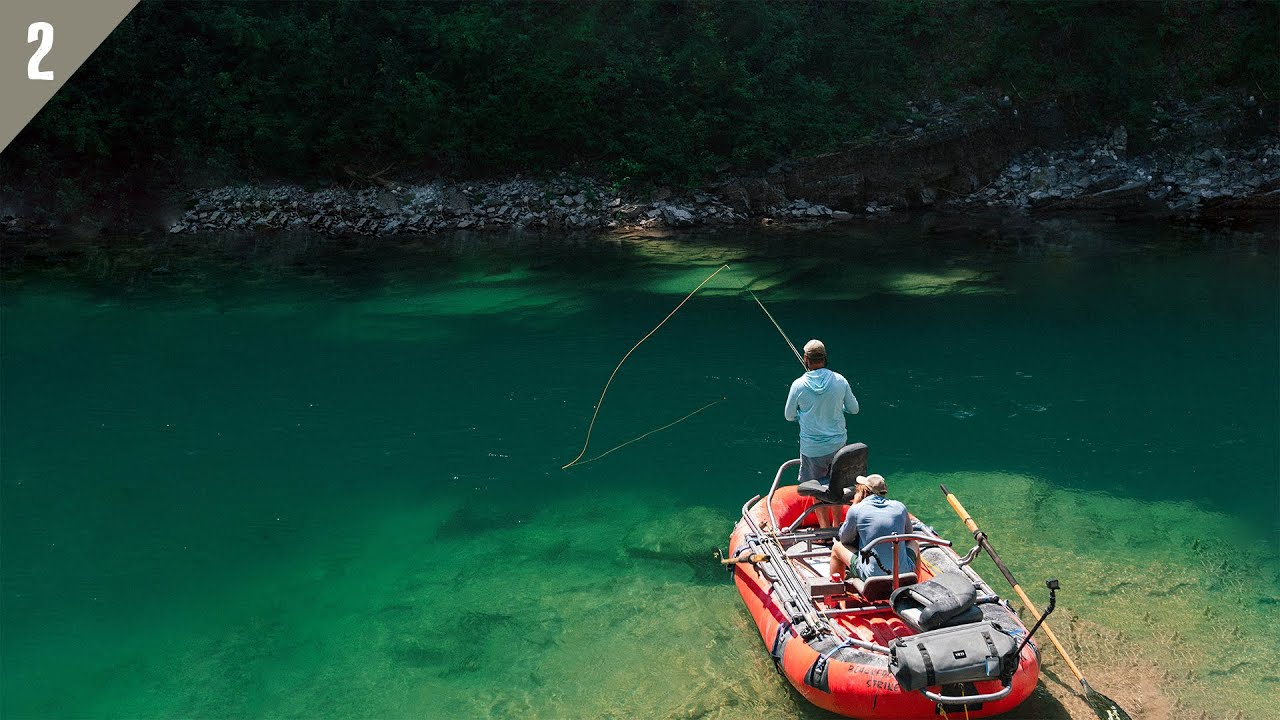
[28,22,54,81]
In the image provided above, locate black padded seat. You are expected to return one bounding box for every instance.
[795,442,868,504]
[847,572,917,602]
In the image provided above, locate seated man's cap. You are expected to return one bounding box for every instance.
[803,339,827,359]
[855,473,888,496]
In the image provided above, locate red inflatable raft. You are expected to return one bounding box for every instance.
[725,446,1040,719]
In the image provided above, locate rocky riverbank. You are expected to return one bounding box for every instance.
[950,129,1278,219]
[2,95,1275,241]
[159,136,1276,237]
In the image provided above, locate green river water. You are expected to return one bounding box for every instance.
[2,221,1277,719]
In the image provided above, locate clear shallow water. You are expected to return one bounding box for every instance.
[2,222,1277,719]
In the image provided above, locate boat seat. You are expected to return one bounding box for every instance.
[847,572,917,602]
[796,443,868,504]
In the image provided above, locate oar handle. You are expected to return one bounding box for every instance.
[939,484,1089,689]
[941,484,980,534]
[721,552,767,565]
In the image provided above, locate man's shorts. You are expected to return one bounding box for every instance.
[799,450,838,486]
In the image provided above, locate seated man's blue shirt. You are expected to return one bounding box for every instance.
[838,495,915,579]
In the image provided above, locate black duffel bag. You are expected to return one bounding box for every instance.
[888,621,1019,692]
[890,571,982,631]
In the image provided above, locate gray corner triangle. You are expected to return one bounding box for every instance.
[0,0,141,153]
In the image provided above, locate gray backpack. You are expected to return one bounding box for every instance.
[888,621,1019,692]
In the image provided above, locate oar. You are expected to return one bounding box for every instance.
[939,484,1132,720]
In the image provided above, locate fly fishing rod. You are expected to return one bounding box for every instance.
[745,289,804,367]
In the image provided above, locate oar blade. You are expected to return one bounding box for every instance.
[1083,682,1132,720]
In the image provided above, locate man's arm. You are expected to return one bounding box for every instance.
[844,382,859,415]
[784,382,800,421]
[837,505,859,546]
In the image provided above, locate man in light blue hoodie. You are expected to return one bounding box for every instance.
[784,339,860,527]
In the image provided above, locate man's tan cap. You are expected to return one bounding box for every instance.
[803,339,826,360]
[856,473,888,496]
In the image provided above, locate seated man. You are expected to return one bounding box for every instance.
[829,474,917,580]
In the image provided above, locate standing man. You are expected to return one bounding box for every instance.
[784,339,860,527]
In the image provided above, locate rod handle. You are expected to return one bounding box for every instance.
[721,552,767,565]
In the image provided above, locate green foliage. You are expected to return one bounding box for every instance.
[2,0,1275,221]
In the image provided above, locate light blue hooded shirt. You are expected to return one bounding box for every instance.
[784,368,859,457]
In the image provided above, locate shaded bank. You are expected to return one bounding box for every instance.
[1,1,1276,231]
[4,120,1276,252]
[4,90,1276,249]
